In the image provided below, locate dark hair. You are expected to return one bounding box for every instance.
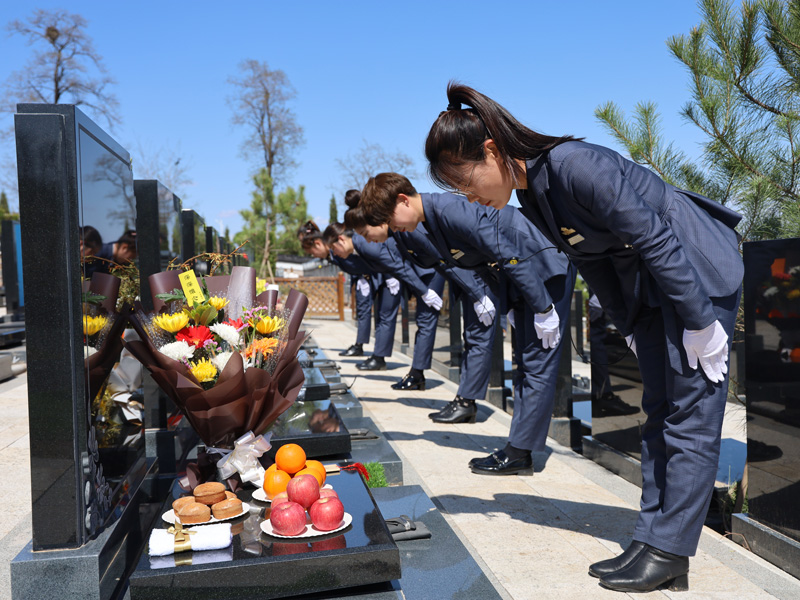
[322,222,353,246]
[344,204,368,231]
[80,225,102,251]
[117,229,137,246]
[298,220,324,250]
[425,82,581,190]
[360,172,417,226]
[344,189,361,209]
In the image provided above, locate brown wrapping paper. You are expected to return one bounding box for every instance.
[123,267,307,449]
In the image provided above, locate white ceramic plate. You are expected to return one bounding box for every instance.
[162,502,251,525]
[260,512,352,539]
[251,484,333,504]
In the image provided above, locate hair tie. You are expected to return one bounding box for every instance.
[447,101,461,111]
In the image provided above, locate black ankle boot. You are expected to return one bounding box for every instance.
[599,544,689,592]
[428,397,459,419]
[589,540,646,578]
[431,397,476,424]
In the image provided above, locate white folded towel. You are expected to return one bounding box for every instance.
[149,523,232,557]
[149,545,233,569]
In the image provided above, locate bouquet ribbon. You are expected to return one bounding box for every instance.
[212,431,272,486]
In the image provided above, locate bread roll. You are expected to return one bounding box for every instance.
[193,482,226,505]
[172,496,196,513]
[224,491,237,500]
[211,498,243,520]
[177,502,210,524]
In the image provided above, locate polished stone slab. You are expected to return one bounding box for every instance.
[265,399,351,459]
[128,470,400,599]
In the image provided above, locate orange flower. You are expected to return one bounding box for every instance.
[245,337,279,359]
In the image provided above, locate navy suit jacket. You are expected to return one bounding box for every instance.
[329,249,384,293]
[351,234,434,297]
[518,140,743,335]
[392,223,490,304]
[420,192,569,313]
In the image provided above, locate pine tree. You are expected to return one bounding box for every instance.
[0,191,9,220]
[329,194,338,224]
[596,0,800,241]
[235,169,276,279]
[274,185,308,256]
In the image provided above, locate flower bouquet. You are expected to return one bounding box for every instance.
[123,266,308,457]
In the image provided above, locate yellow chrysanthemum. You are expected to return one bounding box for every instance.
[788,289,800,300]
[83,315,109,336]
[245,337,280,359]
[190,358,218,383]
[153,312,190,333]
[208,296,229,311]
[250,316,284,335]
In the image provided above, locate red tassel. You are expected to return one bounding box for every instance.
[340,462,369,481]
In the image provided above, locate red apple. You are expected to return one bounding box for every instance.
[311,534,347,552]
[309,497,345,531]
[269,501,307,536]
[287,474,320,509]
[318,488,338,500]
[271,491,290,507]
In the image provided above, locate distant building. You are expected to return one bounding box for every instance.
[275,254,338,278]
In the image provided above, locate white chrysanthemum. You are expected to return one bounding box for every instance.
[789,265,800,276]
[210,323,242,348]
[211,351,232,373]
[159,340,195,362]
[764,286,780,298]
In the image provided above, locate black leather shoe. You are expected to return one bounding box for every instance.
[429,398,459,419]
[589,540,646,578]
[391,371,425,390]
[431,399,476,423]
[469,449,532,475]
[599,544,689,593]
[356,356,386,371]
[339,344,364,357]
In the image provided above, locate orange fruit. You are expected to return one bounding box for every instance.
[275,443,307,475]
[265,463,279,474]
[304,460,327,486]
[295,467,324,487]
[263,469,291,499]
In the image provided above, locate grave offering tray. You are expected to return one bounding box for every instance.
[129,470,400,599]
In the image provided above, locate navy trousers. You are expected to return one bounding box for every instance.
[353,278,373,345]
[508,272,574,451]
[455,289,497,400]
[372,284,401,358]
[410,273,445,371]
[632,288,740,557]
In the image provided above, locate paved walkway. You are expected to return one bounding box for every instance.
[309,318,800,600]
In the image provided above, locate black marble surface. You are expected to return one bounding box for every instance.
[299,367,330,400]
[181,209,208,275]
[265,399,351,460]
[15,104,146,549]
[743,239,800,543]
[1,219,24,318]
[128,470,401,599]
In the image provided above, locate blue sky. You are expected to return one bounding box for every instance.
[1,1,708,237]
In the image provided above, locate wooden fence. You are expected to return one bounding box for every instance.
[271,274,345,320]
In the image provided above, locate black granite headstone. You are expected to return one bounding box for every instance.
[742,238,800,543]
[14,104,151,552]
[1,219,24,318]
[180,209,207,275]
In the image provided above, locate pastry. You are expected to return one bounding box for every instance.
[224,491,237,500]
[176,502,210,524]
[211,498,243,520]
[193,482,226,505]
[172,496,196,513]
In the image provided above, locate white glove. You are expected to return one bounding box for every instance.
[422,289,443,311]
[625,334,637,358]
[507,308,516,329]
[683,320,729,383]
[357,277,370,298]
[386,277,400,296]
[473,295,495,327]
[534,305,560,349]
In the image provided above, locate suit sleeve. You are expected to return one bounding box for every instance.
[440,200,554,313]
[376,238,430,297]
[559,148,716,330]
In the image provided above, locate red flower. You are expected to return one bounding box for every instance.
[176,325,214,348]
[225,318,245,331]
[774,272,791,282]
